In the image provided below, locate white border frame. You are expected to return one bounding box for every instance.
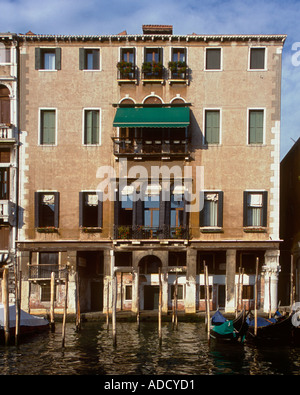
[247,107,266,145]
[204,47,223,71]
[81,47,102,72]
[248,46,267,71]
[38,108,58,146]
[202,108,222,145]
[82,107,102,146]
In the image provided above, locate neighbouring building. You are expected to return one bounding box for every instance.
[0,33,19,301]
[280,138,300,306]
[12,25,286,315]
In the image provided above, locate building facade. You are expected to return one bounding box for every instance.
[0,33,19,301]
[14,26,286,315]
[280,138,300,306]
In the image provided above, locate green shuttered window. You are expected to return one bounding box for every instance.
[250,48,265,70]
[40,110,56,145]
[205,110,220,144]
[84,109,100,145]
[206,48,221,70]
[249,110,264,144]
[35,48,61,70]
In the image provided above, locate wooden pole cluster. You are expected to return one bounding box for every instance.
[204,263,210,342]
[236,266,245,317]
[290,255,294,312]
[106,278,110,331]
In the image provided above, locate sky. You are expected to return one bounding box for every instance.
[1,0,300,160]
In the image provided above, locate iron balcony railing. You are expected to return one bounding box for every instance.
[117,65,138,81]
[114,225,189,240]
[28,264,68,280]
[112,137,189,156]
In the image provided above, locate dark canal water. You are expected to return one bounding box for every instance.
[0,320,300,376]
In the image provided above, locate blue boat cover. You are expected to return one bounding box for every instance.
[211,310,227,324]
[211,320,236,337]
[246,316,276,327]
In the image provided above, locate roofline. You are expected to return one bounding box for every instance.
[17,33,287,43]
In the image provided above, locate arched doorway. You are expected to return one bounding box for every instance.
[139,255,162,310]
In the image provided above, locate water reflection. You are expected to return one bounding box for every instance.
[0,321,299,375]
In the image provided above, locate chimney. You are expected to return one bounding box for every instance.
[142,25,173,35]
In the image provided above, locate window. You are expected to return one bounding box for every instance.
[79,191,103,228]
[249,48,265,70]
[242,285,254,300]
[171,47,186,63]
[205,48,221,70]
[79,48,100,70]
[120,47,135,64]
[248,110,264,144]
[0,167,9,199]
[171,284,184,300]
[125,285,132,301]
[0,84,10,124]
[205,110,220,144]
[35,48,61,70]
[142,48,163,78]
[39,252,59,283]
[35,192,59,228]
[200,285,212,299]
[243,191,267,227]
[0,46,11,64]
[83,109,100,145]
[200,191,223,228]
[40,109,56,145]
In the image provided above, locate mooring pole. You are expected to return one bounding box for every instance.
[136,267,140,331]
[62,270,68,348]
[106,278,110,331]
[15,267,21,346]
[75,272,81,332]
[3,267,10,346]
[254,257,259,336]
[50,271,55,332]
[205,265,210,342]
[158,267,162,346]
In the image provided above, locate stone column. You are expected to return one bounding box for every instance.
[103,249,111,313]
[225,249,236,313]
[185,248,197,313]
[263,249,281,313]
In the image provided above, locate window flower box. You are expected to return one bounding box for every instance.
[81,227,102,233]
[36,226,58,233]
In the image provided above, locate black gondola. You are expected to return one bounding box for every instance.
[210,309,249,343]
[246,312,294,345]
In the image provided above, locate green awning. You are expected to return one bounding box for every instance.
[113,107,190,128]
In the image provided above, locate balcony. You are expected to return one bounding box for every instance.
[168,61,189,84]
[112,137,190,159]
[28,264,68,281]
[114,225,189,240]
[0,200,9,222]
[117,62,138,84]
[141,62,164,84]
[0,124,16,143]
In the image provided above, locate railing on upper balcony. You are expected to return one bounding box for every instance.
[114,225,189,240]
[28,264,68,280]
[0,200,9,221]
[168,61,188,81]
[112,137,189,156]
[117,63,138,81]
[0,124,15,140]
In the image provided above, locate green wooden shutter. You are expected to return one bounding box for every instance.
[35,192,40,227]
[41,110,55,145]
[250,48,265,69]
[54,192,59,228]
[243,191,248,227]
[35,48,41,70]
[262,191,268,227]
[55,48,61,70]
[217,191,223,228]
[249,110,263,144]
[93,49,100,70]
[79,48,85,70]
[205,110,220,144]
[97,191,103,228]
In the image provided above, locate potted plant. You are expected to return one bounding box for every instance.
[168,61,187,78]
[142,61,163,78]
[118,225,130,239]
[117,60,134,78]
[36,226,58,233]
